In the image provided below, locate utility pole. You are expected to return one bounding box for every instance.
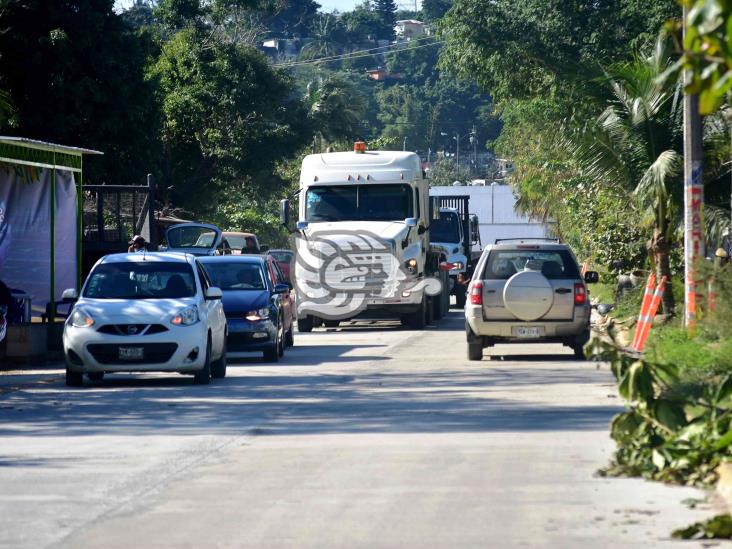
[683,5,705,331]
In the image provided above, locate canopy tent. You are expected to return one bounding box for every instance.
[0,137,102,321]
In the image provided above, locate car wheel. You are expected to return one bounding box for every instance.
[467,342,483,361]
[285,326,294,347]
[65,368,84,387]
[211,337,227,379]
[278,319,285,357]
[87,372,104,382]
[263,343,279,363]
[193,337,212,385]
[297,315,313,333]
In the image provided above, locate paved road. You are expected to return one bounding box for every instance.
[0,312,716,548]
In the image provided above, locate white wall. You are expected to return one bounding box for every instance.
[430,184,553,250]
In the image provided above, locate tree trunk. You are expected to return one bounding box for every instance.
[652,231,675,316]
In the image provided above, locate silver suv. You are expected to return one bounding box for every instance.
[464,239,598,360]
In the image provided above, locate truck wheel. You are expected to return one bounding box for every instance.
[467,342,483,361]
[432,291,443,320]
[297,315,314,333]
[406,297,427,329]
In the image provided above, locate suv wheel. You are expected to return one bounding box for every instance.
[467,342,482,361]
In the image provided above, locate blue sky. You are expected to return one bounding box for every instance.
[114,1,420,14]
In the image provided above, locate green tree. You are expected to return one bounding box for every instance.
[150,29,310,213]
[305,76,368,145]
[374,0,397,40]
[299,13,346,60]
[565,47,683,312]
[422,0,451,22]
[439,0,677,102]
[0,0,161,185]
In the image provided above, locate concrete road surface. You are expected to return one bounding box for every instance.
[0,312,717,548]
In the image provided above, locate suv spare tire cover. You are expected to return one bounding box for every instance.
[502,270,554,321]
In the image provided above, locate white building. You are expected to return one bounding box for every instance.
[395,20,426,40]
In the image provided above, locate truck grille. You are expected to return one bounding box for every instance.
[322,252,396,295]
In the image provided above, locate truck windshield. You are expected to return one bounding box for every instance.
[305,184,414,222]
[430,212,461,243]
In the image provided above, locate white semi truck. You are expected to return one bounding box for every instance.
[279,142,451,331]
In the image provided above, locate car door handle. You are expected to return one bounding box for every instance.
[555,288,572,294]
[486,289,496,294]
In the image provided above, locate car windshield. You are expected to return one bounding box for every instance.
[431,212,461,243]
[225,235,248,249]
[167,227,218,249]
[201,262,266,290]
[305,184,414,222]
[84,262,196,299]
[482,249,580,280]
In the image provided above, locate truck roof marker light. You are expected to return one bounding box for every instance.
[313,176,318,182]
[366,174,371,180]
[401,172,404,180]
[357,175,361,180]
[347,175,353,180]
[354,141,367,153]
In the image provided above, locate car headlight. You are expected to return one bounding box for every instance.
[171,306,199,326]
[245,308,270,321]
[69,309,94,328]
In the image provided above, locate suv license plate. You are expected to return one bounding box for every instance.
[119,346,144,360]
[514,327,541,338]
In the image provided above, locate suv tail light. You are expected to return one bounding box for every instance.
[470,281,484,305]
[574,283,586,306]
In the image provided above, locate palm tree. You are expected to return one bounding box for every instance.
[566,42,682,314]
[304,76,367,146]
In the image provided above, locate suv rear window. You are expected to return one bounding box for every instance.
[482,249,580,280]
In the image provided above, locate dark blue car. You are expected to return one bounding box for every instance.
[199,256,291,362]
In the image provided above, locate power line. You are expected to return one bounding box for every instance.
[274,38,442,68]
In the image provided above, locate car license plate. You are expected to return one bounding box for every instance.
[119,346,144,360]
[514,327,541,338]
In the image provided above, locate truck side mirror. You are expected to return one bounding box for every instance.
[430,197,440,221]
[279,199,290,227]
[470,215,480,244]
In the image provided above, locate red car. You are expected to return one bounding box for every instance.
[264,253,295,347]
[266,249,294,284]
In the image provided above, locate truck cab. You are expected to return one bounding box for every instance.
[280,143,448,330]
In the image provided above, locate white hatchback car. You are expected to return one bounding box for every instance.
[62,252,227,386]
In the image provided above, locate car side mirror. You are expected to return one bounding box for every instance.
[280,199,290,227]
[61,288,78,301]
[274,283,289,294]
[205,287,223,300]
[584,271,599,284]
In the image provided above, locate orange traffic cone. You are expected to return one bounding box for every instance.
[635,276,667,352]
[631,273,656,350]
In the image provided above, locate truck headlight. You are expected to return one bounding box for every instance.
[69,309,94,328]
[171,307,199,326]
[404,258,418,274]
